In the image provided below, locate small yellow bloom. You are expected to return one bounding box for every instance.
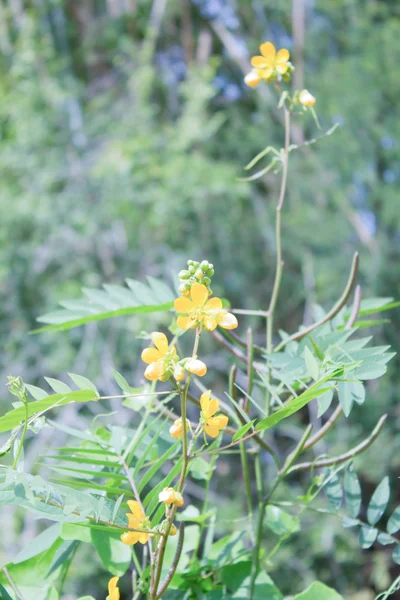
[299,89,316,107]
[170,523,178,536]
[185,358,207,377]
[200,391,229,438]
[107,576,120,600]
[141,332,181,383]
[120,500,149,546]
[245,41,290,87]
[169,417,190,438]
[159,487,184,507]
[174,283,238,332]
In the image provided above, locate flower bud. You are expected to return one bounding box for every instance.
[169,524,178,536]
[173,364,185,382]
[159,487,184,507]
[299,89,316,107]
[188,265,196,274]
[179,270,190,279]
[195,269,203,280]
[185,358,207,377]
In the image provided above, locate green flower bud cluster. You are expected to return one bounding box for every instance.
[178,259,214,296]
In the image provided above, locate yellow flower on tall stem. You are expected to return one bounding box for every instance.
[245,41,290,87]
[107,576,120,600]
[169,417,191,438]
[200,391,229,438]
[174,283,238,332]
[141,332,182,382]
[120,500,149,545]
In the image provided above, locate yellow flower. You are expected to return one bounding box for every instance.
[141,332,181,382]
[245,41,290,87]
[174,283,238,332]
[170,523,178,536]
[299,89,316,107]
[200,391,229,438]
[169,417,190,438]
[159,487,184,507]
[107,576,120,600]
[120,500,149,545]
[185,358,207,377]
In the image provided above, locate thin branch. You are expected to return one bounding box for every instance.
[99,391,174,400]
[302,285,361,452]
[274,252,359,352]
[156,523,185,598]
[287,414,387,473]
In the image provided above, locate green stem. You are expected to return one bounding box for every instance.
[265,106,291,416]
[150,328,201,599]
[12,399,29,470]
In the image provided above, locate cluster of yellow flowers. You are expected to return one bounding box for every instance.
[244,41,316,108]
[141,282,237,386]
[169,391,228,439]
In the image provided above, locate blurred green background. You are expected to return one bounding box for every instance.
[1,0,400,598]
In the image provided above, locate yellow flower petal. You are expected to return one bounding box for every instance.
[251,56,268,68]
[260,41,276,60]
[276,48,290,62]
[244,71,262,87]
[204,315,218,331]
[211,415,229,430]
[204,297,223,311]
[174,296,194,313]
[151,332,169,354]
[186,358,207,377]
[144,361,165,381]
[177,316,196,330]
[200,390,211,413]
[121,531,141,545]
[126,513,140,529]
[141,347,162,364]
[127,500,144,520]
[260,66,274,79]
[108,576,120,600]
[190,283,208,308]
[138,532,149,544]
[204,398,219,418]
[204,423,219,438]
[276,63,288,75]
[218,312,238,330]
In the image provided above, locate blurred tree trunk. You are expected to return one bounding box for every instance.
[292,0,305,142]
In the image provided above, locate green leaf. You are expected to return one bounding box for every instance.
[0,390,99,433]
[291,582,345,599]
[344,466,361,518]
[317,389,334,418]
[189,457,214,480]
[367,476,390,525]
[46,540,78,577]
[33,278,175,333]
[265,505,300,536]
[61,523,91,544]
[304,347,319,381]
[14,524,61,563]
[232,419,257,442]
[387,507,400,534]
[325,472,342,512]
[377,533,395,546]
[221,561,252,594]
[90,530,131,576]
[112,370,132,394]
[256,385,333,432]
[359,525,378,549]
[44,378,71,394]
[68,374,99,395]
[25,385,48,401]
[392,545,400,565]
[0,584,13,600]
[232,572,283,600]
